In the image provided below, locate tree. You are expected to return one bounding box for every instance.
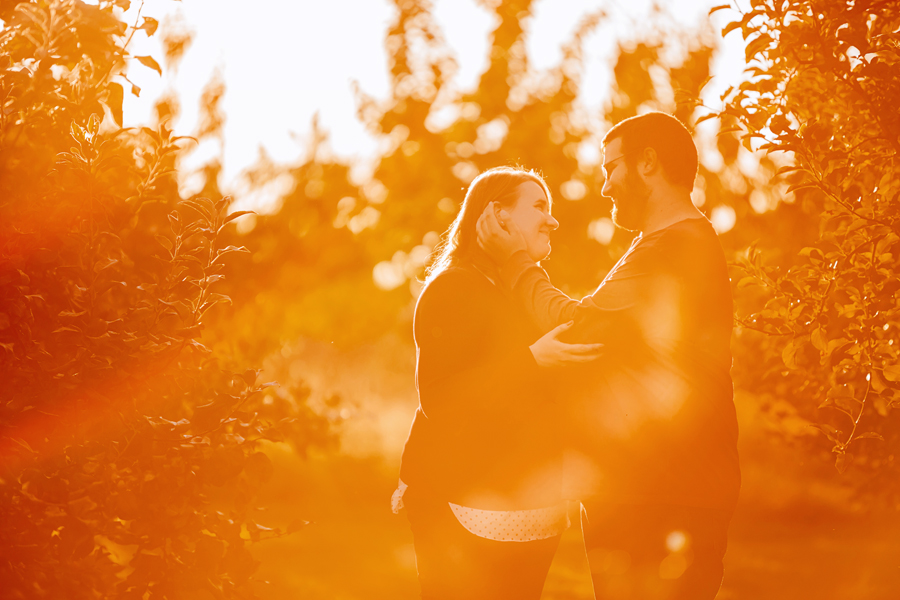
[712,0,900,492]
[0,2,327,597]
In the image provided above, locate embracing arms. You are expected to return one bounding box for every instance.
[476,202,643,344]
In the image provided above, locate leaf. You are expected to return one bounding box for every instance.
[105,82,124,126]
[799,247,824,262]
[131,84,141,98]
[247,520,276,542]
[181,198,214,220]
[10,438,36,454]
[202,274,225,287]
[223,210,255,225]
[155,234,173,252]
[882,364,900,382]
[854,432,884,441]
[709,4,731,16]
[787,181,818,194]
[745,33,774,61]
[810,328,827,351]
[241,369,259,386]
[211,246,251,264]
[286,519,309,534]
[94,257,119,273]
[139,16,158,36]
[826,384,854,399]
[722,21,741,37]
[135,55,162,76]
[175,324,203,338]
[832,394,857,413]
[782,339,801,369]
[776,165,805,177]
[199,294,232,317]
[825,338,851,355]
[694,113,718,126]
[811,422,842,444]
[141,126,161,144]
[870,371,887,393]
[835,452,849,474]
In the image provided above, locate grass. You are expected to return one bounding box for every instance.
[247,447,900,600]
[246,339,900,598]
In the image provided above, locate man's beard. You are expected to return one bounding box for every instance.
[611,171,650,232]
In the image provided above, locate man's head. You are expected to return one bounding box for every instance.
[600,112,698,231]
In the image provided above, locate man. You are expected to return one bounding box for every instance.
[476,112,740,600]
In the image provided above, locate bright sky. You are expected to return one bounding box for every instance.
[122,0,748,198]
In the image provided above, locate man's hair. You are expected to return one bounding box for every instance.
[426,166,551,283]
[602,112,698,189]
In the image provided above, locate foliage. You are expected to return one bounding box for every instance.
[0,1,328,597]
[711,0,900,487]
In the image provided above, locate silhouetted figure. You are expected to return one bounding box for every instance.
[397,167,602,599]
[478,112,740,600]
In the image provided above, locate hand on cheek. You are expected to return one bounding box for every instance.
[477,203,527,262]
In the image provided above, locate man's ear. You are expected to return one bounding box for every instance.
[640,147,660,177]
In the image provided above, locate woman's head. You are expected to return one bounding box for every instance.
[427,166,557,282]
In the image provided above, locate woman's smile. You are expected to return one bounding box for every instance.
[505,181,559,262]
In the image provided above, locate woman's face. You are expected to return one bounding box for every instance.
[502,181,559,262]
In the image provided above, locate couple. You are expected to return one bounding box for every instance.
[394,112,741,600]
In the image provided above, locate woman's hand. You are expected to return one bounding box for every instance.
[476,202,528,263]
[529,321,603,368]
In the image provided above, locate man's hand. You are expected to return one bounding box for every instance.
[530,321,603,368]
[476,202,528,263]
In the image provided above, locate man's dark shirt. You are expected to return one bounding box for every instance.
[500,217,741,509]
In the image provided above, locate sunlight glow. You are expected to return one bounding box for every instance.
[587,217,615,245]
[121,0,748,197]
[710,204,737,234]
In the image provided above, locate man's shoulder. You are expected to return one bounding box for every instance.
[656,217,717,243]
[647,217,723,257]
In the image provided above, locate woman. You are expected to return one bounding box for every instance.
[395,166,601,599]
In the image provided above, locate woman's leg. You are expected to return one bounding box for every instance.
[405,489,472,600]
[405,488,561,600]
[472,532,561,600]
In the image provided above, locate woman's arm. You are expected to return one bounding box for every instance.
[499,251,598,332]
[477,204,634,337]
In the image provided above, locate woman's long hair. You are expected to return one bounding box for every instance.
[426,166,552,284]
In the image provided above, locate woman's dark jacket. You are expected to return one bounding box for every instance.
[399,264,562,510]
